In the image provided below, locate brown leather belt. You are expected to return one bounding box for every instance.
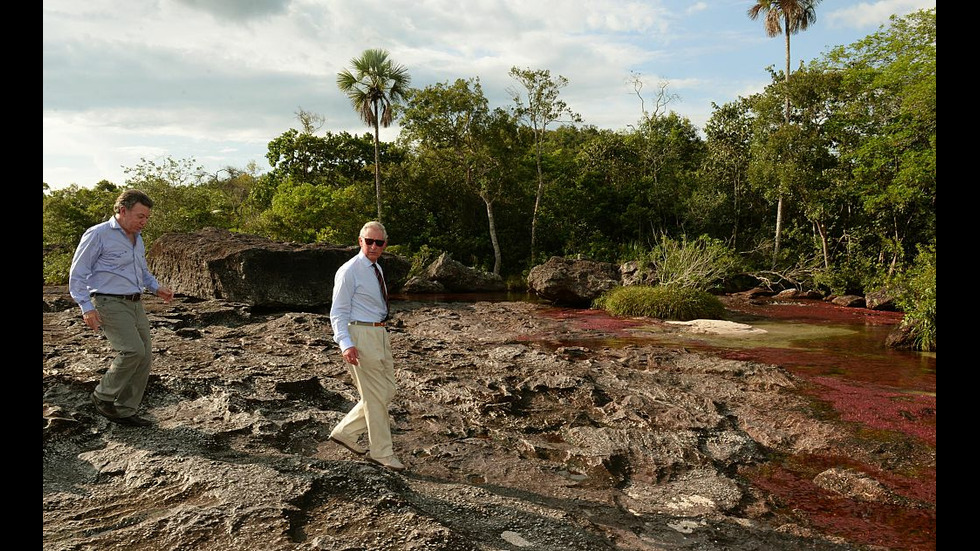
[92,292,142,301]
[349,320,385,327]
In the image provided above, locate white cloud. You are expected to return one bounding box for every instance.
[824,0,935,29]
[43,0,935,189]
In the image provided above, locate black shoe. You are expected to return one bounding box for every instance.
[112,415,153,427]
[91,392,119,419]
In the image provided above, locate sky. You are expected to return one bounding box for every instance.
[42,0,936,190]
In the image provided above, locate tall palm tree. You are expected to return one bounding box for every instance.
[337,49,411,221]
[747,0,820,264]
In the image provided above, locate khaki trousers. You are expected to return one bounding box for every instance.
[92,295,153,418]
[332,325,396,459]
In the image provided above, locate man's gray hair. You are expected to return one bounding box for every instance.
[359,221,387,239]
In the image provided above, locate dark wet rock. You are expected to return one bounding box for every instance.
[731,287,777,299]
[44,286,76,312]
[830,294,867,308]
[620,260,657,287]
[885,322,919,350]
[865,288,901,311]
[422,252,505,292]
[146,227,411,308]
[400,275,447,293]
[774,288,824,300]
[527,256,620,306]
[43,287,930,550]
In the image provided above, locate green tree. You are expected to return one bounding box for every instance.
[202,163,264,232]
[821,8,936,276]
[507,67,581,262]
[699,98,759,249]
[747,0,822,264]
[42,181,120,284]
[629,111,706,240]
[337,48,411,221]
[43,181,119,250]
[265,128,376,187]
[122,156,241,245]
[400,78,522,275]
[256,180,370,244]
[748,67,843,270]
[560,127,639,260]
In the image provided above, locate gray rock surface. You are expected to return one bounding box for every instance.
[43,286,929,550]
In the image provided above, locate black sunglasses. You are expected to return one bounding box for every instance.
[362,237,386,247]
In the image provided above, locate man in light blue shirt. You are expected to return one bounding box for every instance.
[69,189,174,427]
[328,220,405,472]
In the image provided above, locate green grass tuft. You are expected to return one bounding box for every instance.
[595,284,727,321]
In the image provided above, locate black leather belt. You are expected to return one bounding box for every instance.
[349,320,385,327]
[92,292,142,301]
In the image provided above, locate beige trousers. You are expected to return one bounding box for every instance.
[331,325,396,459]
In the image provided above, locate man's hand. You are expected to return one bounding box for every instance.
[156,286,175,303]
[82,310,102,331]
[342,346,359,365]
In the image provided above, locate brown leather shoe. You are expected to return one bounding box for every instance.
[367,455,406,472]
[91,392,119,419]
[329,434,367,455]
[112,415,153,427]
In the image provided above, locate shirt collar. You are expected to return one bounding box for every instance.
[355,251,374,267]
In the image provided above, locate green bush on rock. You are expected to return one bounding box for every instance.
[594,285,727,321]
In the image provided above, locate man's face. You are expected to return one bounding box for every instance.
[118,203,152,236]
[359,229,387,263]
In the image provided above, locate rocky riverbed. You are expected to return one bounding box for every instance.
[42,286,934,550]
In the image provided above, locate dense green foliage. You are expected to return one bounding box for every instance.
[43,10,935,346]
[894,244,936,351]
[594,285,727,321]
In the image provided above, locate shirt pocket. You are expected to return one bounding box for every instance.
[101,249,132,271]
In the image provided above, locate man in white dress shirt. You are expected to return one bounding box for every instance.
[327,220,405,472]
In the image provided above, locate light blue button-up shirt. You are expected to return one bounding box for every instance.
[68,216,161,314]
[330,252,388,352]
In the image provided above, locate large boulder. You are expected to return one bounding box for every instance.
[830,294,867,308]
[146,228,410,309]
[865,287,902,311]
[423,252,505,292]
[620,260,657,287]
[527,256,620,306]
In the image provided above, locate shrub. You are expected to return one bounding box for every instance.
[632,234,740,292]
[43,248,73,285]
[895,244,936,351]
[812,256,876,296]
[594,284,727,321]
